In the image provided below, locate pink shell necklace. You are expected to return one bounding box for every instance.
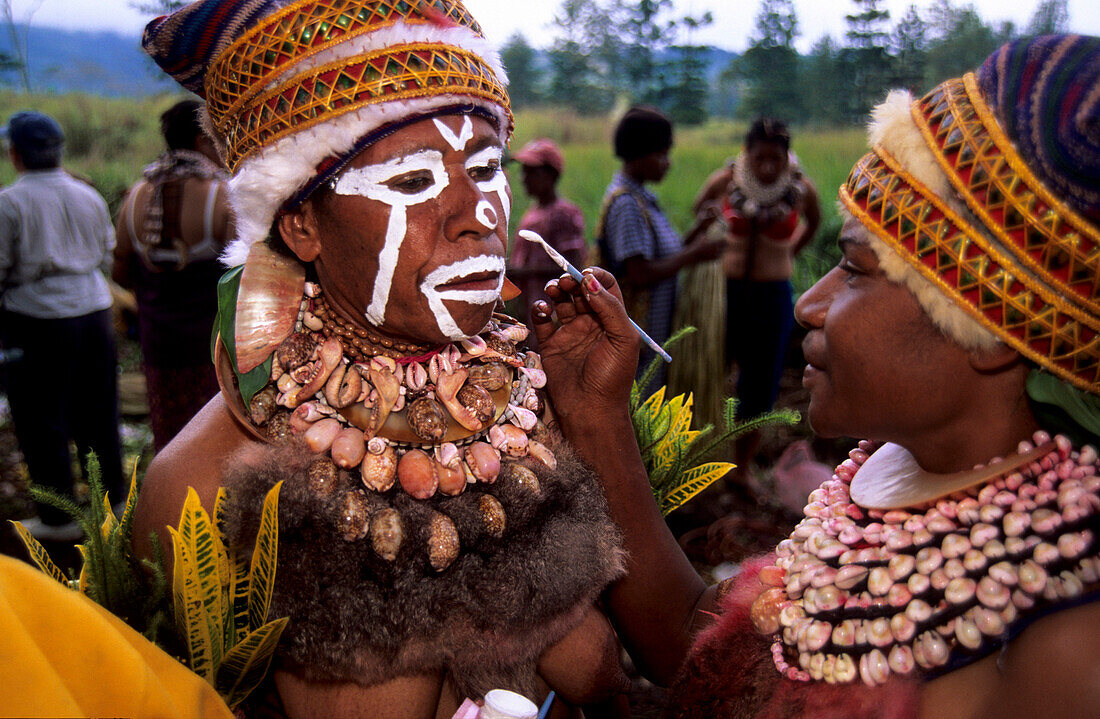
[751,431,1100,686]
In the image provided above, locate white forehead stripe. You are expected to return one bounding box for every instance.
[421,255,505,340]
[334,149,448,326]
[433,116,474,151]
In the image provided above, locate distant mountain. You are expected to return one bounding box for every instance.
[0,25,739,102]
[0,25,175,97]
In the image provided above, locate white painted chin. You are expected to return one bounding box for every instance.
[421,255,506,340]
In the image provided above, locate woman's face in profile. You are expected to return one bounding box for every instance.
[793,215,974,444]
[309,115,511,345]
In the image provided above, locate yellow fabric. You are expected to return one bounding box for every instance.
[0,555,234,719]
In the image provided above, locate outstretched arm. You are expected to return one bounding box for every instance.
[532,269,718,684]
[620,237,722,289]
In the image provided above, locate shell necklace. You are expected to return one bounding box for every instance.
[729,155,802,221]
[750,432,1100,686]
[246,280,555,504]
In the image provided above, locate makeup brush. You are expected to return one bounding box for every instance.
[518,229,672,363]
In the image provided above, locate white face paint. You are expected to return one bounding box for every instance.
[467,145,509,230]
[419,255,506,340]
[333,149,447,326]
[330,115,508,340]
[433,115,475,151]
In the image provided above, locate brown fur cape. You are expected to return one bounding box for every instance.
[220,433,624,698]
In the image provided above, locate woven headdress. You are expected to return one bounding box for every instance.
[840,34,1100,398]
[143,0,512,266]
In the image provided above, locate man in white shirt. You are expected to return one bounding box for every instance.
[0,111,123,541]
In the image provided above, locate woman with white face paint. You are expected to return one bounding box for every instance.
[133,1,628,717]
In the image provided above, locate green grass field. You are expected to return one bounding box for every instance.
[508,112,866,293]
[0,93,867,291]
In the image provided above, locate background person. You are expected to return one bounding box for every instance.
[113,99,233,451]
[533,34,1100,719]
[694,118,821,482]
[508,138,585,346]
[598,106,723,384]
[0,110,122,542]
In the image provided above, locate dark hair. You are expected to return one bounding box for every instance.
[160,99,204,151]
[17,143,62,170]
[614,106,673,161]
[745,117,790,151]
[6,110,64,169]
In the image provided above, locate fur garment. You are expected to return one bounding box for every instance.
[220,432,624,698]
[666,557,920,719]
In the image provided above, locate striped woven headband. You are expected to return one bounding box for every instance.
[912,74,1100,315]
[205,0,482,132]
[840,146,1100,395]
[212,41,510,171]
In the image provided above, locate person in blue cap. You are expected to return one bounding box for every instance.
[0,110,123,542]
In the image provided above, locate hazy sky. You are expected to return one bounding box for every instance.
[10,0,1100,53]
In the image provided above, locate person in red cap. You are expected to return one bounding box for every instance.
[508,138,586,345]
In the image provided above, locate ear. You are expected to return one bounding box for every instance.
[967,341,1020,373]
[277,201,322,263]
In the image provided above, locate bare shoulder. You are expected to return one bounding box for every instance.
[989,600,1100,717]
[922,600,1100,719]
[133,393,258,559]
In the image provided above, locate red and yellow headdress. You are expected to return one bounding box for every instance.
[143,0,512,266]
[841,35,1100,397]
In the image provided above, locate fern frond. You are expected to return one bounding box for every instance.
[723,396,740,431]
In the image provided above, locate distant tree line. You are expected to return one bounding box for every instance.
[0,0,1073,126]
[502,0,715,125]
[504,0,1072,126]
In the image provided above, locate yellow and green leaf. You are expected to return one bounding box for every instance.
[214,487,249,646]
[215,617,289,710]
[211,490,231,591]
[9,520,69,586]
[175,489,226,670]
[660,461,736,515]
[169,525,217,681]
[248,482,282,632]
[119,463,139,528]
[226,547,251,646]
[77,544,90,595]
[100,493,117,540]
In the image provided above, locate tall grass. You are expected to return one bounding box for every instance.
[0,91,177,214]
[0,93,866,290]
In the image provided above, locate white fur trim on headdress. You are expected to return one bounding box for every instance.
[216,21,509,267]
[860,90,1000,352]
